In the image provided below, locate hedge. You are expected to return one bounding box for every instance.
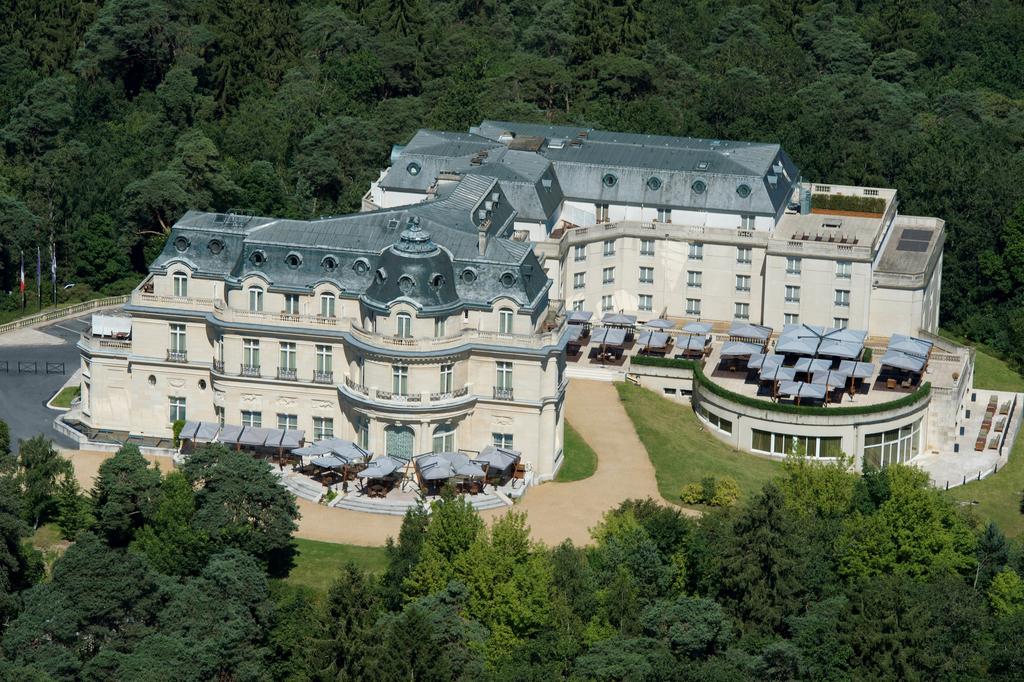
[629,353,931,416]
[811,193,886,214]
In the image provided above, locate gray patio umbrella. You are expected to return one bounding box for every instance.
[218,424,243,445]
[682,321,713,334]
[311,455,348,469]
[416,454,456,481]
[728,321,772,340]
[280,429,305,449]
[721,340,763,357]
[637,331,670,348]
[747,353,784,370]
[760,365,796,382]
[357,456,404,479]
[793,357,832,373]
[812,369,851,388]
[179,421,200,440]
[591,327,627,346]
[477,445,521,471]
[879,350,926,372]
[317,438,372,463]
[677,334,708,352]
[239,427,275,447]
[454,460,487,477]
[567,310,593,324]
[602,312,637,326]
[567,325,584,343]
[645,318,675,330]
[194,422,220,443]
[292,442,331,458]
[837,360,875,378]
[887,334,933,357]
[778,381,828,400]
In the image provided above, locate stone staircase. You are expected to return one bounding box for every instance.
[332,490,511,516]
[276,473,324,503]
[566,365,624,382]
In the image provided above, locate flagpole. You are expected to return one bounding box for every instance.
[36,246,42,312]
[51,241,57,306]
[19,250,25,311]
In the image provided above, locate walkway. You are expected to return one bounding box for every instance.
[61,379,680,548]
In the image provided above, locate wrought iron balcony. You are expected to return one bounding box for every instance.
[240,364,261,377]
[493,386,514,401]
[430,386,471,402]
[212,359,224,373]
[166,349,188,363]
[277,367,297,381]
[313,370,334,384]
[375,389,422,403]
[344,376,368,395]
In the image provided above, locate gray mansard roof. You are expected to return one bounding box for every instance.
[152,176,549,315]
[381,120,799,221]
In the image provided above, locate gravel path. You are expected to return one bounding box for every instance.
[60,379,685,548]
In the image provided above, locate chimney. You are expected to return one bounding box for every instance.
[478,223,489,255]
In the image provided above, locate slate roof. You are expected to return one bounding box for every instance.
[151,174,549,314]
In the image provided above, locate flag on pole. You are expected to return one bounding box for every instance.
[36,246,42,311]
[19,251,25,293]
[51,242,57,306]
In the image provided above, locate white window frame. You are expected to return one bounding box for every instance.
[836,260,852,279]
[284,294,300,315]
[784,313,800,325]
[248,287,264,312]
[243,338,260,368]
[602,267,615,285]
[498,308,514,334]
[279,342,296,371]
[313,417,334,440]
[440,363,454,393]
[493,433,514,449]
[169,396,186,423]
[396,312,412,338]
[319,293,336,318]
[278,413,298,430]
[736,246,752,264]
[835,289,850,307]
[392,365,409,395]
[689,242,703,260]
[496,361,513,390]
[640,239,655,256]
[574,244,586,262]
[573,272,586,289]
[172,272,188,298]
[833,317,849,329]
[786,256,802,275]
[638,294,653,312]
[735,275,751,292]
[241,410,262,428]
[601,295,613,312]
[432,424,455,453]
[734,302,750,320]
[686,298,701,316]
[603,239,615,257]
[434,317,447,337]
[316,345,333,373]
[785,285,801,303]
[169,324,186,353]
[687,270,702,288]
[639,266,654,284]
[656,208,672,223]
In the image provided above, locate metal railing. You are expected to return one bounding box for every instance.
[240,364,261,377]
[166,349,188,363]
[493,386,515,401]
[277,367,297,381]
[375,389,422,403]
[430,386,471,402]
[213,359,224,373]
[313,370,334,384]
[344,376,368,395]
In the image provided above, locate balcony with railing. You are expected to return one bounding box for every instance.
[240,364,261,377]
[313,370,334,384]
[344,376,369,395]
[166,349,188,363]
[430,386,471,403]
[493,386,515,401]
[213,359,224,373]
[277,367,298,381]
[79,332,132,354]
[375,389,422,403]
[340,376,474,408]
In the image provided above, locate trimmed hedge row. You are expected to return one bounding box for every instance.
[628,354,931,416]
[811,193,886,214]
[631,355,699,370]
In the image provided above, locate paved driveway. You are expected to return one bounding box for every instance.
[0,316,93,448]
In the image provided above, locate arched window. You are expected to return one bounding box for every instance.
[396,312,412,338]
[432,424,456,453]
[248,287,264,312]
[319,292,336,318]
[172,272,188,298]
[498,308,514,334]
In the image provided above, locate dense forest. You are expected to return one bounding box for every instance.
[2,1,1023,359]
[2,427,1024,680]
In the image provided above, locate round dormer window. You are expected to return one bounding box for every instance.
[602,173,618,187]
[398,276,415,294]
[500,271,517,288]
[353,258,370,275]
[285,252,302,269]
[407,162,421,176]
[374,268,387,284]
[322,255,338,272]
[691,179,707,194]
[250,250,266,266]
[208,239,224,255]
[430,274,446,289]
[647,176,662,191]
[736,183,752,198]
[461,268,477,283]
[173,236,190,252]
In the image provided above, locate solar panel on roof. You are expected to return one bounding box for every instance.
[896,240,929,252]
[901,229,933,241]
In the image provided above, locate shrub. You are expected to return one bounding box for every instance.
[811,193,886,214]
[862,347,873,362]
[631,355,698,371]
[679,477,740,507]
[172,419,186,447]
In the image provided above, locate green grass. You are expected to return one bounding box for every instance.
[556,421,598,482]
[285,538,389,593]
[50,385,81,409]
[939,329,1024,392]
[615,382,782,505]
[947,433,1024,536]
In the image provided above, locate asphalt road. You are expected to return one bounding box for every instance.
[0,316,92,449]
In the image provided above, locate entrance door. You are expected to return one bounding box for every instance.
[385,425,415,459]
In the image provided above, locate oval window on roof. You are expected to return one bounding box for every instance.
[736,183,752,198]
[500,271,517,288]
[602,173,617,188]
[173,236,190,252]
[249,250,266,266]
[208,239,224,255]
[407,161,421,176]
[352,258,370,275]
[461,268,477,283]
[430,274,446,289]
[374,268,387,284]
[285,252,302,269]
[646,176,662,191]
[691,179,707,194]
[398,275,415,294]
[321,255,338,271]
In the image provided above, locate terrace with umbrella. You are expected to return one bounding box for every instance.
[717,320,772,371]
[675,321,713,360]
[355,455,407,497]
[878,334,933,390]
[414,452,488,495]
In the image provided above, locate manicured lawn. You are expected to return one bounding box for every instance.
[947,432,1024,536]
[556,421,598,482]
[615,382,782,504]
[286,538,389,593]
[50,385,81,409]
[32,523,71,575]
[939,329,1024,393]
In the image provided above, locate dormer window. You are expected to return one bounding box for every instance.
[498,308,514,334]
[319,293,336,318]
[208,239,224,255]
[285,252,302,269]
[499,272,517,287]
[353,258,370,275]
[646,176,662,191]
[248,287,264,313]
[602,173,618,187]
[736,183,752,198]
[249,250,266,266]
[173,236,190,252]
[322,255,338,272]
[396,313,412,339]
[398,275,415,294]
[406,161,421,176]
[172,272,188,298]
